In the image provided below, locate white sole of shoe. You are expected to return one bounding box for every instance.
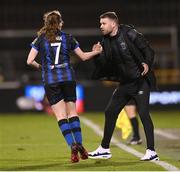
[128,139,143,145]
[151,157,160,161]
[88,154,112,159]
[130,141,142,145]
[141,157,160,161]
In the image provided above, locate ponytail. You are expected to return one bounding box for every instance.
[37,10,63,42]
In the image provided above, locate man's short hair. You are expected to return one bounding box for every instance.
[100,11,119,24]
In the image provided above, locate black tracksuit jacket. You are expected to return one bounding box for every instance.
[92,24,156,89]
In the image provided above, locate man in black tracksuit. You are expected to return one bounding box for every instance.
[88,12,159,161]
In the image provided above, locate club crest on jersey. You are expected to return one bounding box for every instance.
[120,42,127,50]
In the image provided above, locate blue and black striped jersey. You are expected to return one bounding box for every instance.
[31,31,79,84]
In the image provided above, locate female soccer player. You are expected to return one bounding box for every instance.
[27,10,102,163]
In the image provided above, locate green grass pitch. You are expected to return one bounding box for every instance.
[0,110,180,171]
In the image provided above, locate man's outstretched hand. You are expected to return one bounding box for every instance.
[92,42,103,53]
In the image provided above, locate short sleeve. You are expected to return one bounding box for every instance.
[30,36,41,51]
[70,35,80,50]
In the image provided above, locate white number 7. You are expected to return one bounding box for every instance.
[51,42,61,64]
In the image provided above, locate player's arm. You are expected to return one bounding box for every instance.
[27,48,42,70]
[74,43,102,61]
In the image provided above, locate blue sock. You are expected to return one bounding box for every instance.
[69,116,82,145]
[58,119,75,147]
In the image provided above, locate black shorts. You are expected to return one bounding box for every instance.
[126,98,136,106]
[44,81,76,105]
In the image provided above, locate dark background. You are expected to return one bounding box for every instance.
[0,0,180,112]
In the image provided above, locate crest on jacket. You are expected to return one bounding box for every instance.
[120,42,127,50]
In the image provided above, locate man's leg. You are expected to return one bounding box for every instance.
[134,80,159,161]
[101,87,130,148]
[88,86,130,159]
[134,80,154,150]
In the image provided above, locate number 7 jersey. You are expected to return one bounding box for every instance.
[31,31,79,84]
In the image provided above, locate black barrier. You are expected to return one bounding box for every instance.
[0,88,24,112]
[0,83,180,113]
[84,84,180,111]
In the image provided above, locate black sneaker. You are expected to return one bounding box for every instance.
[127,137,142,145]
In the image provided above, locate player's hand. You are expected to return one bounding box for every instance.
[92,42,102,53]
[141,62,149,75]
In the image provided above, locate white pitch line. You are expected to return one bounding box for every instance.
[81,116,180,171]
[155,129,179,140]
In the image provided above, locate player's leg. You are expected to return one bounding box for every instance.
[51,100,76,149]
[66,102,82,145]
[63,81,88,160]
[44,83,78,163]
[124,103,142,145]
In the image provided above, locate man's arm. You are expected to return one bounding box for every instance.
[127,29,155,69]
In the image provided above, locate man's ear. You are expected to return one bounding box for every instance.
[111,21,116,27]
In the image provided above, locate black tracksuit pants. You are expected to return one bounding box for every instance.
[101,78,155,150]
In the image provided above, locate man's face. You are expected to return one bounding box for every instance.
[100,18,115,35]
